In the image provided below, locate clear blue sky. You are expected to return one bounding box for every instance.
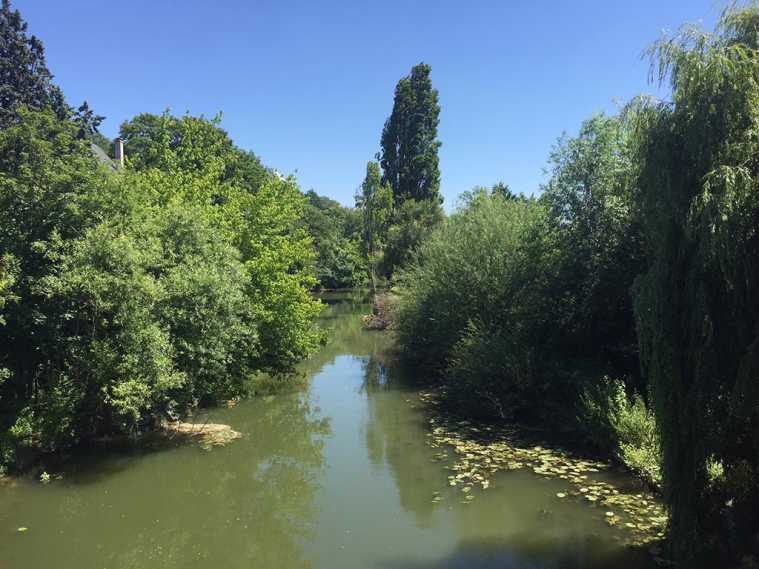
[17,0,719,208]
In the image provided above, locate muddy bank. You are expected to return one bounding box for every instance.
[362,292,396,330]
[163,421,241,450]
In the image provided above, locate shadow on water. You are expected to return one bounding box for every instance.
[379,536,654,569]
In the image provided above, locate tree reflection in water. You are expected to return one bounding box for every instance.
[0,391,331,569]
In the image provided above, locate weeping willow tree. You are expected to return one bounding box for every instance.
[631,4,759,562]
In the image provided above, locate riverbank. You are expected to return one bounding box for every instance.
[362,296,668,562]
[361,291,396,330]
[1,290,666,569]
[365,290,662,490]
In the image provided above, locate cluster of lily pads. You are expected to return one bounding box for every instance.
[418,390,668,550]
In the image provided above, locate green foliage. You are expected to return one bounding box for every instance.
[540,113,645,384]
[630,5,759,561]
[578,378,661,486]
[395,193,564,419]
[302,190,366,289]
[0,254,17,326]
[381,198,443,279]
[356,162,393,289]
[378,63,442,205]
[0,0,68,126]
[119,111,269,191]
[0,104,322,469]
[0,108,114,464]
[360,63,444,280]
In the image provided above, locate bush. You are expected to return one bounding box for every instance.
[579,377,661,485]
[395,191,565,419]
[0,109,322,469]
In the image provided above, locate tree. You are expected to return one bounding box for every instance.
[378,63,442,205]
[0,108,323,470]
[72,101,104,140]
[0,108,119,464]
[0,0,68,126]
[120,112,322,374]
[356,162,393,290]
[302,190,366,289]
[119,112,269,192]
[394,193,563,420]
[381,197,443,279]
[540,114,644,381]
[490,182,519,201]
[631,5,759,562]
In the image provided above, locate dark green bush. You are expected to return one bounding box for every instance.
[395,191,565,419]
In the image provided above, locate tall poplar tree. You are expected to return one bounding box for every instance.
[378,63,442,205]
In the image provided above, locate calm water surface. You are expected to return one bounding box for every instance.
[0,291,654,568]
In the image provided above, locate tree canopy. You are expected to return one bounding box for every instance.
[631,5,759,560]
[378,63,442,206]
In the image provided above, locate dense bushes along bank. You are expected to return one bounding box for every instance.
[0,0,324,469]
[393,6,759,566]
[0,108,323,469]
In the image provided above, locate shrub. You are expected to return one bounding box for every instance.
[579,377,661,485]
[0,109,322,469]
[395,191,565,419]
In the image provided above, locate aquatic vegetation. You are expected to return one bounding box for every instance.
[418,390,668,550]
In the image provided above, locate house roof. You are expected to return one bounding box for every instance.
[90,142,117,171]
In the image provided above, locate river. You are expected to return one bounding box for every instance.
[0,291,656,568]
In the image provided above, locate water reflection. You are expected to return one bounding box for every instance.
[0,291,656,569]
[0,391,330,569]
[362,353,447,527]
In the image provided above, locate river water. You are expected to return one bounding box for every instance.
[0,291,655,568]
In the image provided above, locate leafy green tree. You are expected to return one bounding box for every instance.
[381,197,443,279]
[0,108,118,462]
[72,101,104,140]
[356,162,393,290]
[0,0,69,126]
[0,255,14,324]
[458,182,523,206]
[120,112,322,373]
[540,113,645,382]
[0,254,16,402]
[0,106,323,469]
[119,112,269,192]
[378,63,442,205]
[631,5,759,562]
[490,181,519,200]
[302,190,366,289]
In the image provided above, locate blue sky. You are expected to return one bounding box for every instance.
[17,1,719,208]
